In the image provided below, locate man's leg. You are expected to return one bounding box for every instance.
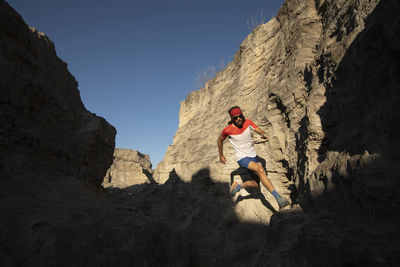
[247,161,290,208]
[247,161,274,192]
[230,179,258,197]
[230,158,260,196]
[242,180,258,188]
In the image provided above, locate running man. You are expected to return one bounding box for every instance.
[217,106,290,209]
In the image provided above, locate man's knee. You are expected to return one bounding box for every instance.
[254,163,265,175]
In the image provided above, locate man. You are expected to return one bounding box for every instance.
[217,106,290,209]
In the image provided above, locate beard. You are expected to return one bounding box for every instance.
[233,118,244,128]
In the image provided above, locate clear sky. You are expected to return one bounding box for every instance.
[7,0,284,167]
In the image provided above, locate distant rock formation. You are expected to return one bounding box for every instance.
[102,148,155,188]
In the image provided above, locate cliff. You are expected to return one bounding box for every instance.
[0,1,115,187]
[154,0,399,215]
[148,0,400,264]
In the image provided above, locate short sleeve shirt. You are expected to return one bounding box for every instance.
[221,119,258,161]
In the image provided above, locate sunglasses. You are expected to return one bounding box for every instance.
[232,114,243,121]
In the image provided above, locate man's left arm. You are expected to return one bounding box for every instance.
[253,126,269,140]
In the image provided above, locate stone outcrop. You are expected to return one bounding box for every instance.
[102,148,154,188]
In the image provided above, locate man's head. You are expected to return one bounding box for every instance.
[228,106,245,128]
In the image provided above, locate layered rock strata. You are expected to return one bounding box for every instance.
[154,0,400,218]
[149,1,400,263]
[102,148,155,188]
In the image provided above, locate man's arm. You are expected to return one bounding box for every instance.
[217,135,226,163]
[253,127,269,140]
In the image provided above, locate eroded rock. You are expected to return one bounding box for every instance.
[102,148,155,188]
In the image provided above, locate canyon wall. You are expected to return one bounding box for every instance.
[0,1,116,188]
[155,0,399,215]
[0,1,192,265]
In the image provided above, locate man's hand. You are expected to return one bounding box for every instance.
[220,155,226,164]
[217,135,226,164]
[254,127,269,140]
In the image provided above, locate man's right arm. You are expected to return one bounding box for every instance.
[217,135,226,164]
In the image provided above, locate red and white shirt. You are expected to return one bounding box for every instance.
[221,119,258,161]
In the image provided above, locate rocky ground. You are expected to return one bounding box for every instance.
[106,174,400,267]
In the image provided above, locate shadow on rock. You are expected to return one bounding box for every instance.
[287,1,400,265]
[313,0,400,217]
[107,167,274,266]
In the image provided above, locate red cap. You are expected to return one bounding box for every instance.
[229,107,242,117]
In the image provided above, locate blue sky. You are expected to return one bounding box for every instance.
[7,0,284,167]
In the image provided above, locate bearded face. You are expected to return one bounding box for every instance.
[232,114,244,128]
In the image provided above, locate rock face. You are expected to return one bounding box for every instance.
[155,0,399,215]
[102,148,154,188]
[149,0,400,263]
[0,1,116,188]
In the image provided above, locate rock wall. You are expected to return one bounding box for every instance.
[154,0,400,216]
[102,148,154,188]
[308,0,400,214]
[0,0,116,188]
